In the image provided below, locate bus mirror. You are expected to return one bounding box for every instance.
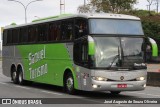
[148,37,158,57]
[88,42,95,55]
[88,36,95,55]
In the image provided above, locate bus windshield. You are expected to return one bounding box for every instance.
[89,19,144,35]
[93,37,144,68]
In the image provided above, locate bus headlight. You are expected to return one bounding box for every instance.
[92,76,108,81]
[136,77,145,81]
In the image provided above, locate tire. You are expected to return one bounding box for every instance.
[110,91,121,95]
[64,72,75,94]
[17,67,26,85]
[11,67,18,84]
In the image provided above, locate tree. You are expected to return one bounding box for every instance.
[10,23,17,25]
[147,0,153,14]
[78,4,91,13]
[109,0,137,13]
[77,0,137,13]
[154,0,159,13]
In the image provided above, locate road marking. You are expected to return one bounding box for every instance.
[127,92,160,97]
[0,82,7,85]
[14,85,30,90]
[41,90,62,96]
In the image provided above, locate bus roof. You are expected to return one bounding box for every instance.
[4,13,140,29]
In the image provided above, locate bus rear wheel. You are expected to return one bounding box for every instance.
[110,91,121,95]
[11,67,18,84]
[64,72,75,94]
[17,67,26,85]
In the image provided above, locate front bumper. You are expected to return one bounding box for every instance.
[89,80,146,91]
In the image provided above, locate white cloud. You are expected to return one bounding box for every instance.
[0,0,84,26]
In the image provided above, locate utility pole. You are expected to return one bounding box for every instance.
[154,0,159,13]
[60,0,65,14]
[84,0,86,6]
[156,0,159,13]
[147,0,153,15]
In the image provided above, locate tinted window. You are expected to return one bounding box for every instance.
[7,30,12,44]
[48,22,61,41]
[20,27,28,43]
[3,30,7,45]
[89,19,144,35]
[74,39,88,66]
[38,24,48,42]
[75,19,88,39]
[61,20,74,41]
[28,26,38,42]
[12,29,19,43]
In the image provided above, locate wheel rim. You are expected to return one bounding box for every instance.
[12,72,17,80]
[19,72,22,83]
[66,77,73,91]
[19,72,23,83]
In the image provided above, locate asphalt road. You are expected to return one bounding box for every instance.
[0,61,160,107]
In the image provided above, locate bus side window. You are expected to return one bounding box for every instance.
[12,29,16,44]
[7,29,12,44]
[38,24,48,42]
[56,22,61,41]
[17,29,20,43]
[20,27,28,43]
[61,19,73,41]
[13,28,19,44]
[61,21,66,40]
[74,42,81,63]
[48,23,55,41]
[44,24,49,41]
[74,39,88,67]
[75,19,88,39]
[66,20,74,41]
[29,26,38,42]
[3,30,7,45]
[54,25,58,41]
[28,27,32,42]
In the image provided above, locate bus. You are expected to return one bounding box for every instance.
[2,14,147,94]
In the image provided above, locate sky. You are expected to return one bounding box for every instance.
[0,0,159,43]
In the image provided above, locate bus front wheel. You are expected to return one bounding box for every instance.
[64,72,75,94]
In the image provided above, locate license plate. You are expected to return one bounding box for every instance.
[117,84,127,88]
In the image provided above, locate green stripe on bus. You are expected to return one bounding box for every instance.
[149,37,158,57]
[151,43,158,57]
[88,42,95,55]
[17,44,79,89]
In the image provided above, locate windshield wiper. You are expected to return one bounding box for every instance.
[108,46,121,69]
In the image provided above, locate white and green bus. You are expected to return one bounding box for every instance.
[2,14,147,94]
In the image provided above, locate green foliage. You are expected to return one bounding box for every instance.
[10,23,16,25]
[125,10,160,49]
[142,20,160,40]
[78,0,137,13]
[77,4,91,13]
[124,10,160,42]
[123,10,157,16]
